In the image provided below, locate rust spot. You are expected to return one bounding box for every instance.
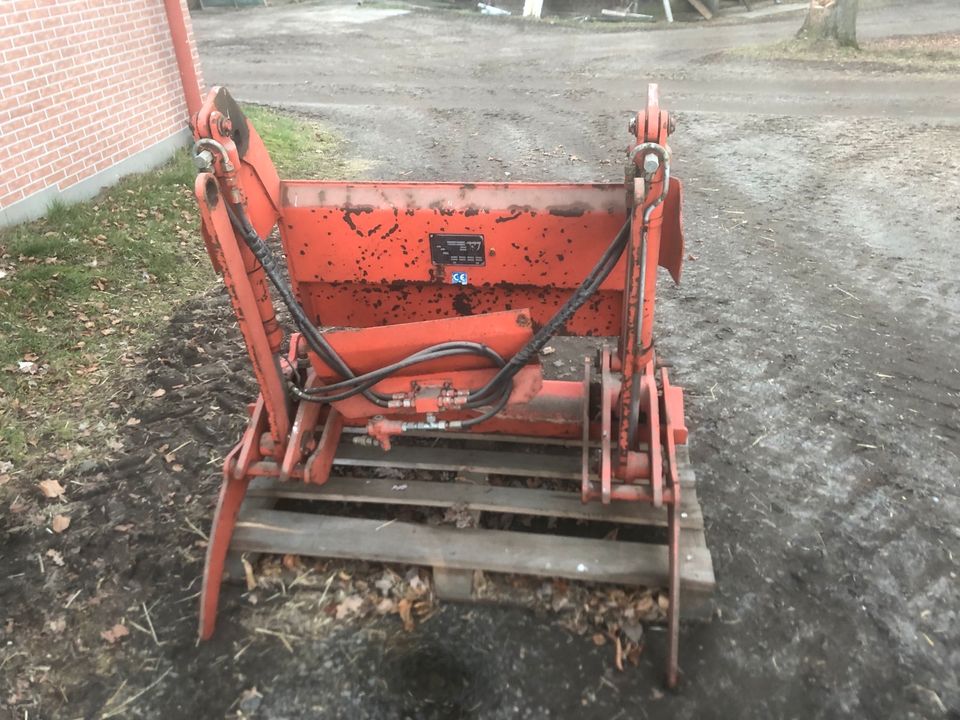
[429,200,455,217]
[547,202,591,218]
[342,204,374,234]
[452,292,473,316]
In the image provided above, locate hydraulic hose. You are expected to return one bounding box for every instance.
[218,154,668,429]
[297,342,507,403]
[466,219,630,405]
[225,204,504,410]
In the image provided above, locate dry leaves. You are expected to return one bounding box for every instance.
[38,480,65,499]
[51,514,71,533]
[241,556,257,592]
[472,575,661,672]
[256,558,435,632]
[281,554,303,572]
[101,623,129,644]
[45,549,64,567]
[397,598,415,632]
[150,388,166,398]
[442,503,479,529]
[335,595,364,619]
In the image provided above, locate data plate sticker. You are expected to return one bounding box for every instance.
[429,233,486,267]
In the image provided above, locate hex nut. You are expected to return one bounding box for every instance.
[643,152,660,176]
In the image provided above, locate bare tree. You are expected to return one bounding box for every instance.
[798,0,860,48]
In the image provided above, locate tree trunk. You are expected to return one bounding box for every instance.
[798,0,859,48]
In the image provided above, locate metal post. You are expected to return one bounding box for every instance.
[162,0,203,118]
[663,0,674,22]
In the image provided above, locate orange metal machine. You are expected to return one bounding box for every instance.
[192,84,688,686]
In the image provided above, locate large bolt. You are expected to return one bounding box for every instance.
[643,152,660,176]
[193,149,214,171]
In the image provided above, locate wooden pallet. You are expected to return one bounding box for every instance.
[228,435,715,618]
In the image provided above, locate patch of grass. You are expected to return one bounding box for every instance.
[0,106,347,471]
[244,105,363,178]
[728,32,960,72]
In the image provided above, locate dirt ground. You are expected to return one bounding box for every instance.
[3,1,960,718]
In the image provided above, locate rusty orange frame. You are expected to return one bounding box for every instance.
[191,85,689,687]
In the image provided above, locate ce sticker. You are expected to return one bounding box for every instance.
[451,272,469,285]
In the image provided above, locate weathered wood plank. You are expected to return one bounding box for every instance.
[686,0,713,19]
[225,494,275,582]
[233,509,715,593]
[433,567,476,601]
[247,475,704,529]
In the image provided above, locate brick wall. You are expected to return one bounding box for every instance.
[0,0,203,213]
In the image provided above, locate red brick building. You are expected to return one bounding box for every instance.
[0,0,203,227]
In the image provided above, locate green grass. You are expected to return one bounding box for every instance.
[0,106,348,468]
[244,105,362,178]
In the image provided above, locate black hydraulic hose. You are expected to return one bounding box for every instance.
[226,204,507,409]
[459,382,512,428]
[224,201,628,423]
[295,344,508,403]
[302,342,506,395]
[466,219,630,406]
[224,204,379,395]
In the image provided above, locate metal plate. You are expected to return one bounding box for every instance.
[429,233,486,266]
